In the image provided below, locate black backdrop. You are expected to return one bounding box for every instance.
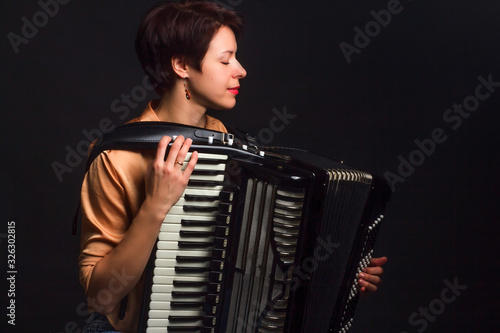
[1,1,499,332]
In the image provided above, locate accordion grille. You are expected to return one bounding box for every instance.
[225,179,304,333]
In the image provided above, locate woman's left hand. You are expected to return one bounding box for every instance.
[359,256,388,295]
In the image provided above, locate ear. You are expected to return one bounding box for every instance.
[171,56,189,79]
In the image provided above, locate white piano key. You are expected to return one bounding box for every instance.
[147,319,204,328]
[181,188,223,197]
[154,267,208,278]
[189,174,224,181]
[152,275,208,286]
[158,232,214,243]
[174,198,220,208]
[153,275,208,285]
[189,152,228,161]
[159,229,214,238]
[159,223,215,233]
[192,163,226,171]
[150,301,203,310]
[152,284,207,294]
[155,259,210,269]
[163,213,216,223]
[152,293,206,302]
[149,311,205,322]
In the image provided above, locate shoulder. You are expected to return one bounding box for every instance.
[205,115,227,133]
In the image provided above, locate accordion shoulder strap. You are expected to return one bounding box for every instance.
[85,121,235,171]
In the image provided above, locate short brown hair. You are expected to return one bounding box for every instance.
[135,0,244,96]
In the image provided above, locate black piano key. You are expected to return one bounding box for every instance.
[176,256,211,263]
[168,315,203,322]
[171,291,207,298]
[183,205,219,213]
[214,226,229,237]
[167,326,201,332]
[178,241,212,248]
[181,219,216,227]
[194,158,227,165]
[184,194,220,202]
[219,191,234,202]
[212,249,226,260]
[216,215,231,226]
[170,301,204,308]
[180,230,215,238]
[205,294,220,305]
[167,326,215,333]
[203,316,217,327]
[213,237,228,249]
[200,328,215,333]
[191,169,224,176]
[203,303,220,315]
[209,271,223,282]
[173,280,207,288]
[187,179,223,187]
[218,203,232,214]
[175,266,209,274]
[210,261,224,271]
[207,283,221,293]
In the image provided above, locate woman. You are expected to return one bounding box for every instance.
[79,1,386,332]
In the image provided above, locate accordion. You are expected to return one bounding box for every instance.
[88,122,391,333]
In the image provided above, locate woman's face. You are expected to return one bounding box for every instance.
[187,26,247,110]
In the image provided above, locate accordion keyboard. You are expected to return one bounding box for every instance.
[147,153,231,333]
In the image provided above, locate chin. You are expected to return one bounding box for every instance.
[209,99,237,110]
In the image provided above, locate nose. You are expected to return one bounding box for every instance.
[233,60,247,79]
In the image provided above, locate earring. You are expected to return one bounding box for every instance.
[184,79,191,100]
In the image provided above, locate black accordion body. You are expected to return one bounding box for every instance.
[89,122,391,333]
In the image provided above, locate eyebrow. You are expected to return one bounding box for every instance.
[218,50,235,55]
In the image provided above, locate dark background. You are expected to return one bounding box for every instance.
[1,0,499,332]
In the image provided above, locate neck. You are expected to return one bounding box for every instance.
[154,81,207,128]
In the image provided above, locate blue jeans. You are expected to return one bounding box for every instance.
[83,312,120,333]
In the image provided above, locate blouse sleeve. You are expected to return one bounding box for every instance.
[78,150,134,293]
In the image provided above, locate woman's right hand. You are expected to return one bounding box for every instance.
[143,135,198,221]
[87,136,198,314]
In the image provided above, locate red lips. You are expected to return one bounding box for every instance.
[228,86,240,95]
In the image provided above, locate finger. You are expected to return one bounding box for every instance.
[155,136,172,163]
[164,135,185,166]
[368,256,388,267]
[363,265,384,276]
[359,279,378,294]
[182,151,198,178]
[359,272,382,286]
[176,138,193,166]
